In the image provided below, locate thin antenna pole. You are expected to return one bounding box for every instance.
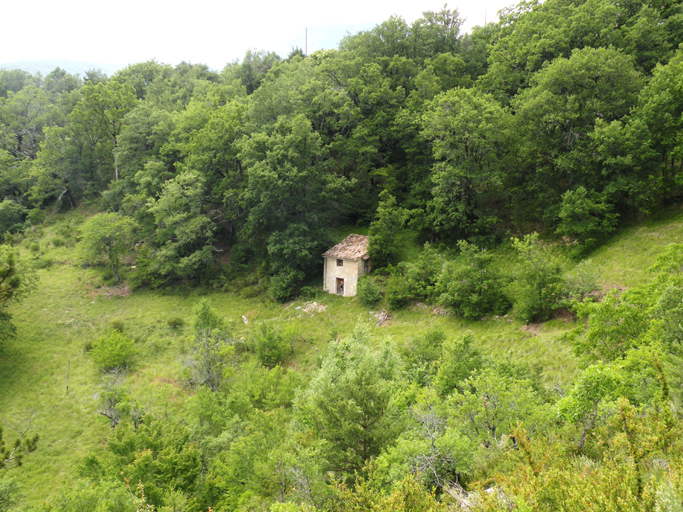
[305,28,308,56]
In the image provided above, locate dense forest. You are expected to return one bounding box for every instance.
[2,0,683,509]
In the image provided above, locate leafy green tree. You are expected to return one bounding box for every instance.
[434,332,485,396]
[69,81,137,181]
[555,186,618,250]
[113,60,174,100]
[113,103,174,194]
[0,85,56,161]
[511,233,566,323]
[437,241,510,319]
[294,322,404,474]
[557,362,622,453]
[0,199,26,235]
[79,213,136,282]
[368,190,407,268]
[184,329,235,392]
[450,368,548,446]
[99,418,203,508]
[28,126,80,209]
[574,288,650,362]
[422,88,509,242]
[238,114,347,295]
[357,275,381,307]
[254,322,290,368]
[624,49,683,196]
[376,388,474,490]
[509,47,641,222]
[145,170,216,282]
[183,299,234,392]
[192,297,225,334]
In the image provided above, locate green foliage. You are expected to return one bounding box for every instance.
[368,191,407,268]
[556,187,618,250]
[0,245,36,340]
[268,267,304,303]
[192,298,224,334]
[91,330,136,370]
[0,200,26,235]
[450,367,549,446]
[0,424,38,470]
[186,299,233,391]
[376,388,474,490]
[254,322,290,368]
[145,170,216,282]
[422,88,508,243]
[564,259,599,302]
[99,418,203,509]
[434,332,485,396]
[557,362,622,453]
[511,233,566,323]
[79,213,136,282]
[294,322,405,473]
[385,244,443,310]
[384,272,412,311]
[31,480,134,512]
[0,479,20,512]
[357,275,381,307]
[437,241,511,319]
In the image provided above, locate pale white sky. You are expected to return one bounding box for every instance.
[1,0,515,71]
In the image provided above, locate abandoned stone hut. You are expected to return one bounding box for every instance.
[322,234,371,297]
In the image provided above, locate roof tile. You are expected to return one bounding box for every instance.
[322,234,369,261]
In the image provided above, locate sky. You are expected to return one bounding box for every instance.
[0,0,515,72]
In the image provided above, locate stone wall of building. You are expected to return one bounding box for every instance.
[323,257,365,297]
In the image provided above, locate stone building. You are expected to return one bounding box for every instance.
[322,234,370,297]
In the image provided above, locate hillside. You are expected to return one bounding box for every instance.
[0,207,681,507]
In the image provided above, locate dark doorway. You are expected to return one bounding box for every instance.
[336,278,344,296]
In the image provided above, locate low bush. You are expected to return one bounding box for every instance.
[91,330,136,371]
[357,275,381,307]
[437,241,511,319]
[168,317,185,329]
[254,323,290,368]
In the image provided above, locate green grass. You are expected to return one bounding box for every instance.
[590,205,683,288]
[3,207,683,503]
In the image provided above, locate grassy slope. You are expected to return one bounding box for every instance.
[3,208,683,503]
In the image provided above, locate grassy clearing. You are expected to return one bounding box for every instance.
[2,208,682,503]
[590,205,683,288]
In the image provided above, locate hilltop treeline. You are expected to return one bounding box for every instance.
[1,0,682,297]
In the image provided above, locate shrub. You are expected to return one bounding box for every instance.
[357,275,381,307]
[401,243,443,302]
[193,298,224,334]
[110,319,125,332]
[0,199,26,236]
[268,268,303,303]
[511,233,566,323]
[52,237,66,247]
[254,323,290,368]
[437,241,511,319]
[168,317,185,329]
[91,330,136,370]
[556,187,618,250]
[385,273,412,310]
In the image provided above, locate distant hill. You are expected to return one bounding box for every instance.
[0,59,122,78]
